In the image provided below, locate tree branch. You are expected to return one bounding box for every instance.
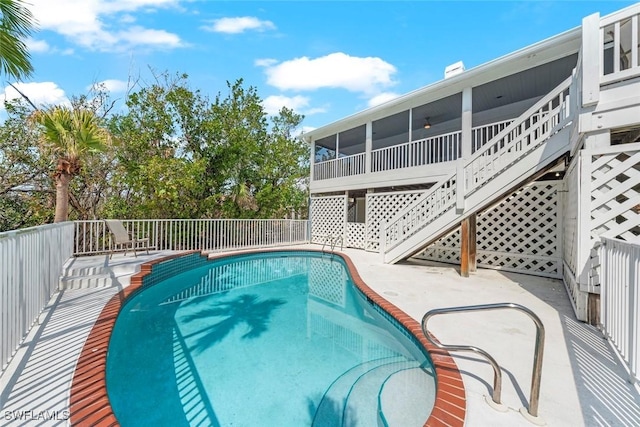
[7,82,39,111]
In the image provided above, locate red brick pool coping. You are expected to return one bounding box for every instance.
[70,249,466,426]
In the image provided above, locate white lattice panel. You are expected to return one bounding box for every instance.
[580,144,640,288]
[417,182,562,278]
[310,195,346,244]
[590,146,640,243]
[563,157,580,280]
[365,190,426,252]
[346,223,366,249]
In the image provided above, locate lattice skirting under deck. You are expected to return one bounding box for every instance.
[365,190,427,252]
[416,182,563,278]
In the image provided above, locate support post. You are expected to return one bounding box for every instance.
[365,121,373,173]
[469,213,477,272]
[581,13,601,107]
[461,217,470,277]
[457,87,473,211]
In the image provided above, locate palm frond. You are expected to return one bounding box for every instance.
[0,0,35,79]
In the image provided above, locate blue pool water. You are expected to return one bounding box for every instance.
[106,251,436,426]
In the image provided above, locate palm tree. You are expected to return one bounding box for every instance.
[0,0,35,80]
[33,107,111,222]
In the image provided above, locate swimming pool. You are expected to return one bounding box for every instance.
[105,251,437,426]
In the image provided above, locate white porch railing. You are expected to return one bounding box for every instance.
[73,219,310,255]
[0,223,75,372]
[600,236,640,383]
[600,4,640,85]
[313,120,522,180]
[313,153,366,180]
[371,130,461,172]
[472,119,514,153]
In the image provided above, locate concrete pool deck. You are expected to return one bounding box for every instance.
[1,245,640,426]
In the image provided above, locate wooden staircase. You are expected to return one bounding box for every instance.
[383,76,575,264]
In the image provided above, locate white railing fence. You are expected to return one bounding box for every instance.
[471,119,514,153]
[600,4,640,85]
[371,130,461,172]
[0,222,75,372]
[313,120,523,180]
[313,153,366,180]
[600,236,640,383]
[74,219,310,255]
[464,77,571,194]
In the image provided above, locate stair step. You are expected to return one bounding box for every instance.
[343,360,421,427]
[378,366,437,427]
[59,273,113,290]
[312,356,406,427]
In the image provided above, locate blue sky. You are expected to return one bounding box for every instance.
[1,0,637,130]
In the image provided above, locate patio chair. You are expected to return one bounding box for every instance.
[105,219,151,259]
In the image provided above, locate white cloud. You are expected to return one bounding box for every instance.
[119,14,137,24]
[27,0,185,52]
[262,95,326,117]
[255,58,278,67]
[263,95,309,115]
[25,39,50,53]
[99,0,180,13]
[1,82,69,110]
[25,38,75,56]
[117,26,183,49]
[89,79,129,93]
[368,92,400,108]
[263,53,397,94]
[203,16,276,34]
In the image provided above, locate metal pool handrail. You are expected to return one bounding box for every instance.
[321,234,343,252]
[421,302,545,422]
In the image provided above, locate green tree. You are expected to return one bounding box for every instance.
[211,81,309,218]
[106,72,216,219]
[33,106,111,222]
[104,73,309,220]
[0,0,34,80]
[0,100,52,230]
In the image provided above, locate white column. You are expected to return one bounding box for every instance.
[365,121,373,173]
[457,87,472,211]
[309,137,315,184]
[581,13,601,107]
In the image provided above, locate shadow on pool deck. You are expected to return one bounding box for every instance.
[1,246,640,426]
[508,270,640,426]
[0,287,120,425]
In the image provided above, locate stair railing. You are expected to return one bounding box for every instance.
[383,76,573,255]
[422,302,546,424]
[463,75,572,196]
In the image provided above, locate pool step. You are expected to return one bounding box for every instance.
[312,358,433,427]
[378,366,437,427]
[343,360,421,427]
[312,356,406,427]
[58,256,143,290]
[59,273,114,290]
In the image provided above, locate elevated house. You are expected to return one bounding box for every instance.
[302,4,640,324]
